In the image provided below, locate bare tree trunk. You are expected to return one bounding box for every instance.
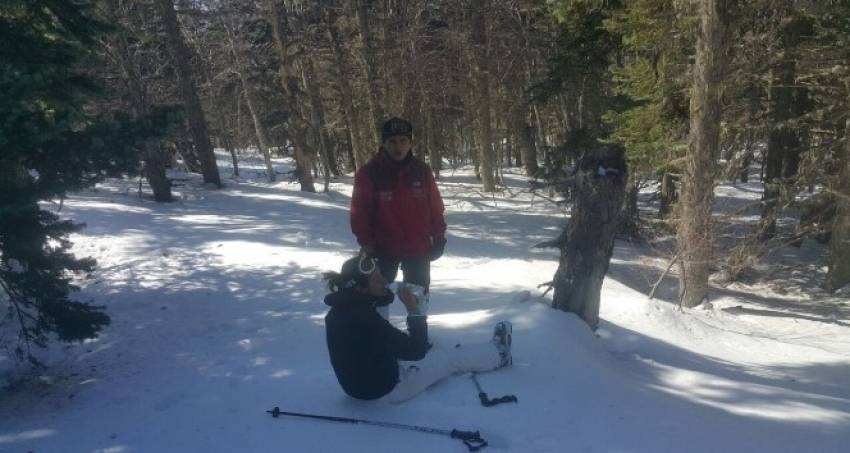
[427,108,442,179]
[144,145,174,202]
[620,174,640,236]
[155,0,221,187]
[737,130,755,183]
[761,13,809,239]
[532,102,547,165]
[825,115,850,291]
[106,8,173,202]
[266,0,315,192]
[471,0,495,192]
[355,0,384,146]
[677,0,726,308]
[212,108,238,179]
[307,59,340,177]
[760,125,799,239]
[659,171,678,218]
[513,99,538,176]
[236,90,244,148]
[302,60,334,192]
[551,145,628,329]
[760,61,802,240]
[326,11,369,169]
[174,129,201,172]
[243,81,276,182]
[225,136,239,178]
[222,19,275,182]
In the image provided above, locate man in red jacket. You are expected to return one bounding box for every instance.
[350,117,446,295]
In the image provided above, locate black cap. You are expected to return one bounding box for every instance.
[338,255,375,290]
[381,117,413,142]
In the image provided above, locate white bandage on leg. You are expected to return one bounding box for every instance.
[380,341,502,403]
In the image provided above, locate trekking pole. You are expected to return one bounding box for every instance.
[266,406,487,452]
[471,373,518,407]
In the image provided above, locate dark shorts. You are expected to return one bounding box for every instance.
[377,254,430,289]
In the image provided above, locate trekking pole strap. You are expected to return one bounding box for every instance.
[471,374,518,407]
[471,373,485,392]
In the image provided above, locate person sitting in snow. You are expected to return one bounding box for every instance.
[350,117,446,318]
[322,255,512,403]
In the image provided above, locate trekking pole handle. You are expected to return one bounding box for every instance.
[451,429,488,451]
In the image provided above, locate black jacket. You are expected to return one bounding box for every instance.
[324,289,429,399]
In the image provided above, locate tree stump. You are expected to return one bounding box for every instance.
[552,144,628,329]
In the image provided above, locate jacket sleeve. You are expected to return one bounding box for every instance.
[380,315,429,361]
[350,168,375,248]
[425,168,446,240]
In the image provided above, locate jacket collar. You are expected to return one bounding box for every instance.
[324,288,394,309]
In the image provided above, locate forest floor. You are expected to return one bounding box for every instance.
[1,152,848,452]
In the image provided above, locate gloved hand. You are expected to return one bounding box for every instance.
[397,286,420,315]
[394,284,429,316]
[428,237,446,261]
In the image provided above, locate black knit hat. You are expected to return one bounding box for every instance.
[381,117,413,142]
[337,255,377,290]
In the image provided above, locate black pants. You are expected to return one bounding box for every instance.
[377,255,430,290]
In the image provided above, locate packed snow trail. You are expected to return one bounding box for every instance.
[1,155,848,452]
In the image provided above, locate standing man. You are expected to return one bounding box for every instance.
[350,117,446,295]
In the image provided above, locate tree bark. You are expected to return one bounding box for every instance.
[620,174,640,236]
[222,19,276,182]
[825,115,850,291]
[427,108,442,179]
[552,145,628,329]
[242,80,276,182]
[677,0,726,308]
[107,12,173,202]
[266,0,315,192]
[471,0,495,192]
[174,130,201,172]
[144,145,173,202]
[760,60,802,239]
[326,11,370,169]
[761,13,811,239]
[513,99,538,177]
[225,136,239,178]
[302,59,335,192]
[155,0,221,187]
[739,131,754,183]
[355,0,385,146]
[659,171,678,219]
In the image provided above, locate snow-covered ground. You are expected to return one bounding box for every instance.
[1,152,849,452]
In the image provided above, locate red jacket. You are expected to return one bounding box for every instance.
[350,150,446,257]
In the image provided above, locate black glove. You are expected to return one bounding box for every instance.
[428,237,446,261]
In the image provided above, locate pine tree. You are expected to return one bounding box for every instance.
[677,0,728,307]
[603,0,692,219]
[793,1,850,291]
[0,0,160,363]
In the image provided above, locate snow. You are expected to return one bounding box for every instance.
[1,152,849,452]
